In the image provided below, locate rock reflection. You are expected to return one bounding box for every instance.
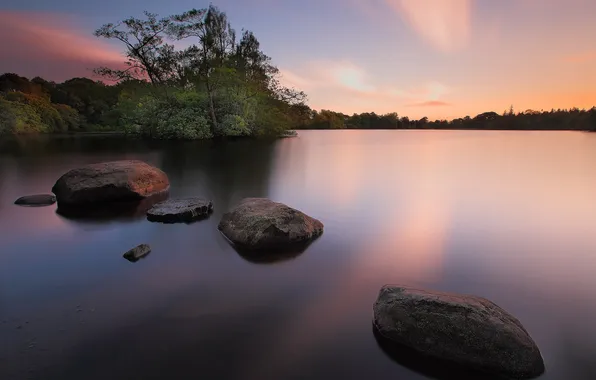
[557,332,596,380]
[226,237,317,265]
[56,192,169,224]
[372,324,506,380]
[159,138,278,212]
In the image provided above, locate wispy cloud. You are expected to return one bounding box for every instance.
[0,11,124,81]
[279,61,452,116]
[280,61,376,93]
[386,0,473,52]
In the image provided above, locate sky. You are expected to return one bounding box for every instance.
[1,0,595,120]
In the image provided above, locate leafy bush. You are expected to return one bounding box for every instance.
[119,91,212,139]
[4,92,65,132]
[252,102,291,137]
[218,114,250,136]
[0,99,16,135]
[0,97,47,134]
[53,103,81,131]
[158,108,211,139]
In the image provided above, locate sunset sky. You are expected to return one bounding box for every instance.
[1,0,595,119]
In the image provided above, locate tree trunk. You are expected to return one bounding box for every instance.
[206,79,218,136]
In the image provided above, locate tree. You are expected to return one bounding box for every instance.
[0,73,47,97]
[51,78,119,127]
[169,6,234,132]
[94,12,174,85]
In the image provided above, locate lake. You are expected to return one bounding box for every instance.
[1,130,596,379]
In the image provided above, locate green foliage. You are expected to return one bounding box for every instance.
[92,6,308,139]
[163,107,212,139]
[51,78,119,127]
[1,6,308,139]
[5,92,65,132]
[120,90,212,139]
[0,99,17,135]
[0,88,86,134]
[0,73,48,98]
[252,101,292,137]
[0,97,47,134]
[218,114,250,136]
[53,104,81,131]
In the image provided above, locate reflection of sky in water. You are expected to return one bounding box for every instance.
[1,132,596,379]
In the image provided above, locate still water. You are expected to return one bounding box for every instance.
[1,130,596,379]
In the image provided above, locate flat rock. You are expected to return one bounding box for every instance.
[147,198,213,223]
[123,244,151,262]
[14,194,56,206]
[218,198,323,251]
[51,160,169,206]
[373,285,545,379]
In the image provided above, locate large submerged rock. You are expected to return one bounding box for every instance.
[373,286,545,379]
[147,198,213,223]
[51,160,169,206]
[14,194,56,206]
[218,198,323,252]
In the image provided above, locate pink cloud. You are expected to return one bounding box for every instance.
[386,0,473,52]
[0,11,125,81]
[280,62,452,115]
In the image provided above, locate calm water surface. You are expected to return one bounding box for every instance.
[2,130,596,379]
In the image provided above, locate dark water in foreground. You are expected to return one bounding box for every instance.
[2,130,596,380]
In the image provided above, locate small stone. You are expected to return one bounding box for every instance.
[147,198,213,223]
[123,244,151,262]
[280,130,298,138]
[14,194,56,207]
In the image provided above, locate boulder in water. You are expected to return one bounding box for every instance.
[147,198,213,223]
[123,244,151,262]
[51,160,169,207]
[218,198,323,252]
[373,285,545,379]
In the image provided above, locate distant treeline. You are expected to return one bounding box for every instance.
[2,70,595,136]
[295,108,596,131]
[0,73,128,134]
